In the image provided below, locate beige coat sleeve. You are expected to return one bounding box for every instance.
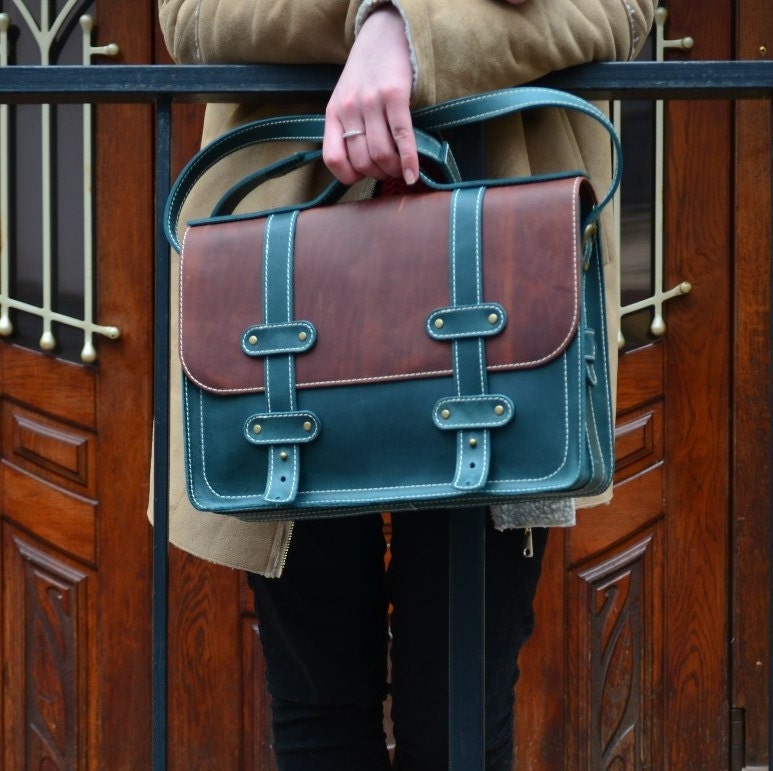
[354,0,658,106]
[158,0,657,105]
[158,0,353,65]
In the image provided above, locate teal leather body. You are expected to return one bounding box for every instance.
[168,88,619,521]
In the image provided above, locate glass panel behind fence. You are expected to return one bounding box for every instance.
[0,1,119,363]
[617,8,694,352]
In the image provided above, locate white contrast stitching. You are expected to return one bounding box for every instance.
[193,0,203,63]
[286,211,297,324]
[286,211,299,412]
[434,395,513,429]
[450,190,461,398]
[418,93,592,126]
[474,187,486,393]
[263,215,274,412]
[240,321,315,356]
[424,304,506,338]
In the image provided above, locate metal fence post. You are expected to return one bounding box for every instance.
[152,98,172,771]
[446,123,488,771]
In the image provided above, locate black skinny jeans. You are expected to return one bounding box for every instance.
[248,509,548,771]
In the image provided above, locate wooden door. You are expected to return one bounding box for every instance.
[730,1,772,767]
[0,1,156,768]
[514,2,768,769]
[2,1,767,769]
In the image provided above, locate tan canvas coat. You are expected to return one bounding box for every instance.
[156,0,658,576]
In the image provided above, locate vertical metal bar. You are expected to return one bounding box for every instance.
[80,44,96,363]
[448,507,486,770]
[730,707,745,771]
[769,96,773,771]
[153,98,172,771]
[39,99,55,350]
[446,123,486,771]
[0,14,10,339]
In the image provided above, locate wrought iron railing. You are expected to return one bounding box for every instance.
[0,60,770,770]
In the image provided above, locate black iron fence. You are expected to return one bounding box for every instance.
[0,60,771,769]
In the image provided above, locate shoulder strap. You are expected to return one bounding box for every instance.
[414,86,621,217]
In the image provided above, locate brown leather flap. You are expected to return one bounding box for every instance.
[180,176,591,394]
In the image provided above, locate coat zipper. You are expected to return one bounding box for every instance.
[267,520,294,577]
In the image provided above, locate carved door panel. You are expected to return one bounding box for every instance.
[0,1,156,768]
[515,3,741,769]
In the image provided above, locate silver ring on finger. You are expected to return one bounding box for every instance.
[342,129,366,140]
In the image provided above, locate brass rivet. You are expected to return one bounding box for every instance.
[434,318,444,329]
[494,404,504,416]
[469,437,477,448]
[303,421,312,432]
[248,334,258,345]
[298,331,308,342]
[252,424,262,434]
[488,313,498,325]
[279,451,288,461]
[440,409,451,420]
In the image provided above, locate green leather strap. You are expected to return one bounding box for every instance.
[241,209,317,505]
[425,303,507,340]
[243,411,321,445]
[432,395,515,431]
[414,86,622,219]
[241,321,316,357]
[437,186,516,492]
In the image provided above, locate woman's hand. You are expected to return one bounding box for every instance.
[323,7,418,186]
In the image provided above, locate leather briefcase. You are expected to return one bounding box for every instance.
[164,87,620,521]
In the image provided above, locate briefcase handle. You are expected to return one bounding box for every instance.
[163,116,459,253]
[208,126,462,218]
[164,86,621,253]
